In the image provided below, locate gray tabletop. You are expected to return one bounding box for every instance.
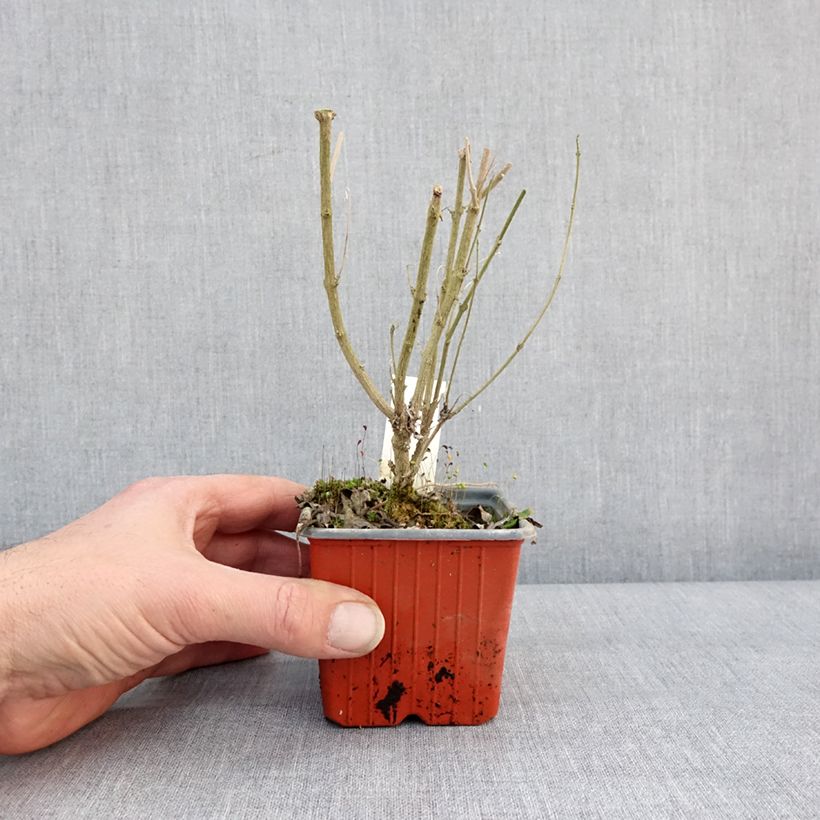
[2,581,819,819]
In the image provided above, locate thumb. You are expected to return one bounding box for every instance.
[181,562,385,659]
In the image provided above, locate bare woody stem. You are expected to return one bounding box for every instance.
[394,186,443,409]
[433,192,491,408]
[315,109,391,418]
[391,186,443,484]
[408,196,482,470]
[425,149,506,407]
[409,152,517,474]
[442,189,527,409]
[314,111,578,490]
[449,136,582,417]
[412,146,486,411]
[412,142,473,406]
[444,149,467,279]
[409,141,578,474]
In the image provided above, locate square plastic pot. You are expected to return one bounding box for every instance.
[305,487,534,727]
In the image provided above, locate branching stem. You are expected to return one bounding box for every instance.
[314,112,580,491]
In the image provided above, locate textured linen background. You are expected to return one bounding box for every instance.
[1,1,818,582]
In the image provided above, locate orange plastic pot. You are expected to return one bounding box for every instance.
[306,488,534,727]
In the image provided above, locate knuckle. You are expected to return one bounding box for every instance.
[272,580,311,646]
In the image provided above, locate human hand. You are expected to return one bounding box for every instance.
[0,475,385,754]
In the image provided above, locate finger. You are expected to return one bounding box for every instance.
[177,475,307,547]
[182,562,385,660]
[147,642,269,678]
[202,530,310,577]
[76,476,306,549]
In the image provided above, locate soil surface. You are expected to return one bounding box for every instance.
[296,477,537,531]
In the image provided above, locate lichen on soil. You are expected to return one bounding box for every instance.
[296,477,537,531]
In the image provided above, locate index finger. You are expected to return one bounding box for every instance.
[171,474,306,542]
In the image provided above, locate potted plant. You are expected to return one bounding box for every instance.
[299,109,580,726]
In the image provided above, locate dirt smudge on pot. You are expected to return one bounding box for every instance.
[434,666,455,684]
[376,680,406,722]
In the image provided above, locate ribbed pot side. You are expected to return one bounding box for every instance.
[307,526,525,727]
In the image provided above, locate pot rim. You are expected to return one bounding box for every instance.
[303,522,535,541]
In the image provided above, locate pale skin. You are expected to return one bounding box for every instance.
[0,474,386,755]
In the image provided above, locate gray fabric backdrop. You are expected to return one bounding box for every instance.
[1,1,818,583]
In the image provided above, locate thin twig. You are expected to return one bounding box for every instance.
[442,188,527,409]
[433,191,493,409]
[413,147,483,410]
[445,146,467,277]
[444,229,481,409]
[449,137,581,417]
